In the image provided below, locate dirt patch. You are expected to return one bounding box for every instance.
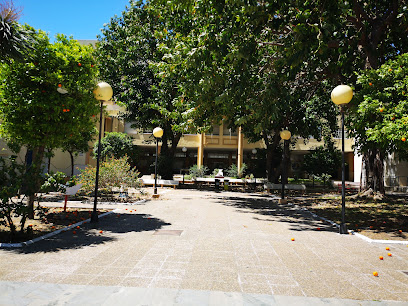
[0,207,111,244]
[293,193,408,241]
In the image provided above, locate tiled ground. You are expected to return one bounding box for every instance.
[0,189,407,302]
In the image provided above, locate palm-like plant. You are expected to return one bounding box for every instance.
[0,0,34,61]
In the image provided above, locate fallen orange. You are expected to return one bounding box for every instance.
[73,231,76,234]
[388,253,392,257]
[99,230,103,233]
[385,247,390,250]
[379,256,383,260]
[291,238,295,241]
[76,226,80,229]
[373,271,378,277]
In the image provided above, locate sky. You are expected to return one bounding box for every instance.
[15,0,131,41]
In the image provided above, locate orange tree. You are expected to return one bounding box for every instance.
[0,28,99,217]
[348,53,408,192]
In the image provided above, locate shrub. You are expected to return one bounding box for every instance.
[226,163,247,178]
[0,157,29,238]
[93,132,138,162]
[40,172,67,193]
[189,164,209,179]
[79,156,140,194]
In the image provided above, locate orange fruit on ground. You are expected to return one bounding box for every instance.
[73,231,76,234]
[379,256,384,260]
[399,230,403,233]
[76,226,80,229]
[291,238,295,241]
[317,227,321,230]
[99,230,103,234]
[386,247,390,250]
[373,271,378,277]
[388,253,392,257]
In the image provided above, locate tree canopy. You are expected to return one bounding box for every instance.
[0,29,99,215]
[96,1,205,178]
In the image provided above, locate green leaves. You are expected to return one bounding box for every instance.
[0,28,99,154]
[348,53,408,155]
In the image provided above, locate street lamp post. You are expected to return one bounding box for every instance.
[91,82,113,223]
[279,130,291,204]
[153,127,164,196]
[182,147,187,185]
[331,85,353,234]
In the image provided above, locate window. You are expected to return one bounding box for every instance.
[222,125,237,136]
[206,125,220,135]
[334,129,349,139]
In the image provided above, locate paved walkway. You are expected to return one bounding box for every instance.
[0,189,407,305]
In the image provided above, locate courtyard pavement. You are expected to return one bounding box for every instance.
[0,189,407,305]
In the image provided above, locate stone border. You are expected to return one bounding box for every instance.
[0,199,148,249]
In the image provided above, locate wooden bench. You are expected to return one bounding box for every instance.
[337,183,359,193]
[264,183,306,193]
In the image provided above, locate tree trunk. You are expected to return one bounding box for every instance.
[157,131,182,179]
[69,151,74,177]
[27,146,45,219]
[263,131,282,183]
[363,148,385,194]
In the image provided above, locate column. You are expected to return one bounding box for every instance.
[237,126,244,173]
[197,133,204,168]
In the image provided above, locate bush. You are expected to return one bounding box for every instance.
[189,164,209,179]
[0,157,29,238]
[79,156,140,194]
[40,172,67,193]
[93,132,138,161]
[226,163,247,178]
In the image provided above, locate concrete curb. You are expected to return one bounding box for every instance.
[0,210,115,249]
[0,198,148,249]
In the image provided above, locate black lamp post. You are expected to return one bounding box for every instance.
[153,127,163,196]
[91,82,113,223]
[331,84,353,234]
[182,147,187,185]
[279,130,291,204]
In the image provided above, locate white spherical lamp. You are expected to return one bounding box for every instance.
[153,127,164,138]
[331,85,353,105]
[94,82,113,101]
[280,130,291,140]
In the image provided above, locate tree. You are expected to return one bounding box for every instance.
[148,1,339,181]
[62,129,96,177]
[93,132,138,163]
[273,1,408,193]
[0,0,35,61]
[302,140,341,180]
[96,1,201,179]
[348,53,408,192]
[0,29,99,217]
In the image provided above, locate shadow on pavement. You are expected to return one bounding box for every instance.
[5,213,170,254]
[212,194,337,232]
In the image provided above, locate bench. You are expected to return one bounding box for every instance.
[264,183,306,193]
[337,183,359,193]
[140,179,179,189]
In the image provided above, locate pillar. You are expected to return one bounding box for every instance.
[237,126,244,173]
[197,133,204,168]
